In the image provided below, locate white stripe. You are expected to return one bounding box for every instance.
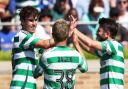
[13,32,26,49]
[101,59,124,68]
[117,51,124,58]
[101,72,124,80]
[24,36,36,49]
[43,50,80,58]
[101,84,124,89]
[12,75,36,83]
[44,74,75,82]
[14,51,38,59]
[14,63,36,71]
[112,41,124,58]
[48,63,78,69]
[10,86,31,89]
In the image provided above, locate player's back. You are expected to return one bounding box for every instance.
[40,46,87,89]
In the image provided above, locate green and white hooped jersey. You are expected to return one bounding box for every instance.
[95,40,124,89]
[40,46,88,89]
[10,30,40,89]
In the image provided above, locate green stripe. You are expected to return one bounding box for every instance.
[19,34,39,49]
[29,38,40,48]
[12,48,34,53]
[78,58,88,73]
[10,80,36,89]
[112,55,124,63]
[78,58,84,68]
[100,66,124,74]
[52,46,73,51]
[80,69,87,73]
[47,56,79,64]
[13,69,33,76]
[94,49,101,57]
[108,41,117,54]
[44,79,60,88]
[118,45,123,52]
[14,36,19,42]
[101,55,124,63]
[101,54,111,61]
[14,57,38,65]
[45,69,76,75]
[101,42,106,51]
[100,78,124,85]
[19,34,32,49]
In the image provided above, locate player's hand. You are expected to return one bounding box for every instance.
[72,31,79,45]
[69,15,78,31]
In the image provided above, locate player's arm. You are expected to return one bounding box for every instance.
[75,28,102,51]
[69,15,102,51]
[73,30,95,54]
[78,38,95,54]
[72,32,88,72]
[72,32,84,56]
[35,38,55,49]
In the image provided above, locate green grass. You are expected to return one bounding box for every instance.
[0,51,12,61]
[83,51,98,59]
[124,48,128,59]
[0,48,128,61]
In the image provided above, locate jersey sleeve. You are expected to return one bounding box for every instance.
[100,41,113,55]
[78,55,88,73]
[21,34,40,49]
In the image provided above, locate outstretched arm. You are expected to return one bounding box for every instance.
[35,38,55,49]
[73,31,95,54]
[75,29,102,50]
[72,32,88,72]
[69,15,102,51]
[72,32,84,56]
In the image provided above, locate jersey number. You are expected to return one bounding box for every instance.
[54,69,74,89]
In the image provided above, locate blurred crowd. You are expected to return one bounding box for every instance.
[0,0,128,51]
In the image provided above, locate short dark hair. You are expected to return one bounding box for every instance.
[99,18,118,39]
[52,19,69,42]
[39,8,53,21]
[19,6,39,20]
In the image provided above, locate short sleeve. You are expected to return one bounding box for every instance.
[100,41,112,55]
[21,34,40,49]
[78,55,88,73]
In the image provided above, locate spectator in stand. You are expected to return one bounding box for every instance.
[0,0,16,30]
[64,8,92,47]
[81,0,107,40]
[51,0,70,21]
[109,7,128,47]
[36,8,53,40]
[70,0,110,20]
[0,16,17,51]
[0,0,15,19]
[117,0,128,30]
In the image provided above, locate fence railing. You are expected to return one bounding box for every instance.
[1,21,128,26]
